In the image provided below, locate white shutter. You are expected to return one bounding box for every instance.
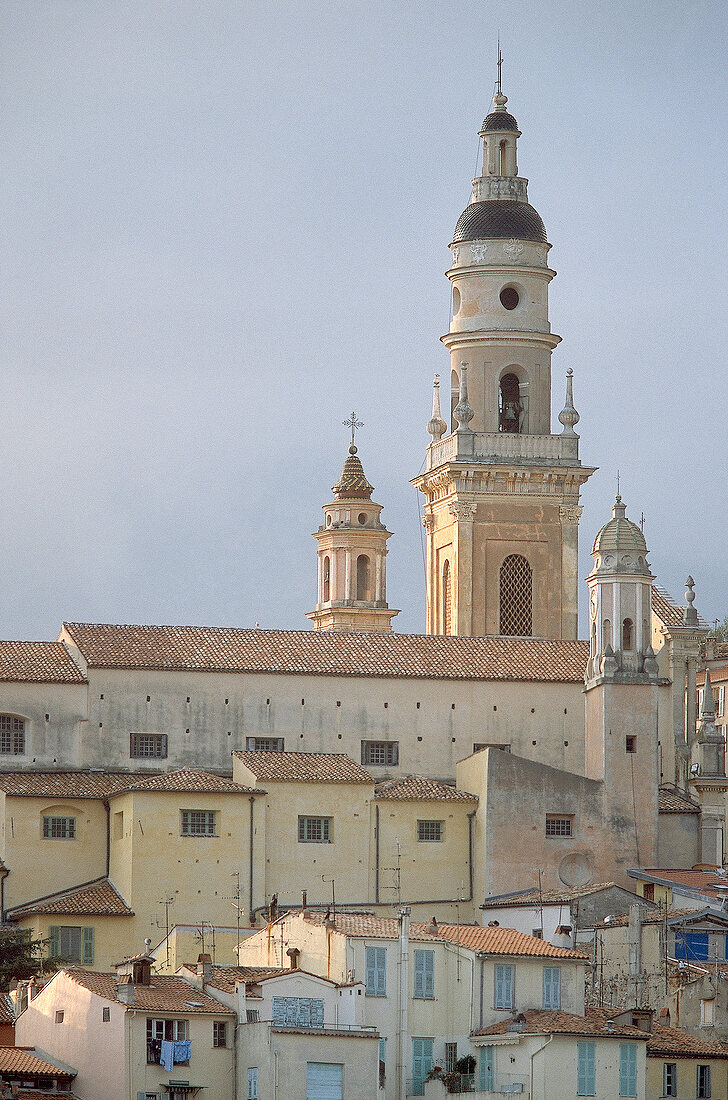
[306,1062,343,1100]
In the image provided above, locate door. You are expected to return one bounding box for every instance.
[479,1046,494,1091]
[412,1038,434,1095]
[306,1062,343,1100]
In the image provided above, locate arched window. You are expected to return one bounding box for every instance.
[590,621,597,657]
[499,139,507,174]
[499,555,532,636]
[442,561,451,635]
[622,618,634,651]
[356,555,371,601]
[603,619,612,649]
[322,556,330,603]
[499,373,522,434]
[0,715,25,755]
[451,369,459,433]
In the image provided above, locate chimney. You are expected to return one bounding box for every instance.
[116,973,134,1004]
[286,947,300,970]
[427,916,438,935]
[197,953,212,983]
[301,890,307,917]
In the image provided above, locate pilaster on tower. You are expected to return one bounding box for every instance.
[412,79,595,640]
[307,442,399,633]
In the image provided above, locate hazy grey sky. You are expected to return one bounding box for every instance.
[1,0,727,640]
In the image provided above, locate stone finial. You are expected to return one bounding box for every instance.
[643,645,659,677]
[684,576,698,626]
[701,667,716,719]
[427,374,447,441]
[558,369,580,436]
[453,362,474,433]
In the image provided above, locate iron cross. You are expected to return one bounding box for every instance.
[343,411,363,447]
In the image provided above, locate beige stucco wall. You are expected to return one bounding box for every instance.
[0,681,87,769]
[646,1055,727,1100]
[2,794,108,912]
[46,660,586,782]
[15,910,133,973]
[240,1021,379,1100]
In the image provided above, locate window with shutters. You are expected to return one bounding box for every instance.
[413,949,434,1000]
[298,816,332,843]
[180,810,216,836]
[619,1042,637,1097]
[663,1062,677,1097]
[697,1064,711,1098]
[0,715,25,754]
[417,820,443,842]
[213,1020,227,1047]
[246,736,284,752]
[499,555,532,636]
[272,996,324,1027]
[542,966,561,1009]
[43,815,76,839]
[412,1039,434,1095]
[247,1068,258,1099]
[306,1062,343,1100]
[361,740,399,766]
[365,946,386,997]
[48,925,94,965]
[130,733,167,758]
[577,1041,596,1096]
[494,964,514,1009]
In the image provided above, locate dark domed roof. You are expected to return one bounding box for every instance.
[481,111,519,133]
[452,201,547,244]
[332,446,373,500]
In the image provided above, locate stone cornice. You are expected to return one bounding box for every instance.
[441,329,562,351]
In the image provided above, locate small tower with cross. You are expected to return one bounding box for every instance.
[307,415,399,633]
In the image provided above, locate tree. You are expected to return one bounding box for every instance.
[0,927,54,992]
[710,616,728,641]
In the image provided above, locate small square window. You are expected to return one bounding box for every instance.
[0,715,25,754]
[417,820,443,842]
[361,740,399,766]
[130,733,167,758]
[298,816,332,843]
[625,735,636,753]
[55,1011,64,1024]
[545,815,573,837]
[213,1020,227,1047]
[246,736,284,752]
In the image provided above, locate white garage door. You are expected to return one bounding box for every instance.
[306,1062,343,1100]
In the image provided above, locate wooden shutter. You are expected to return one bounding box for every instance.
[495,964,513,1009]
[542,966,560,1009]
[366,946,386,996]
[48,926,61,958]
[247,1067,258,1099]
[306,1062,343,1100]
[577,1041,596,1096]
[478,1047,494,1091]
[619,1043,637,1097]
[412,1039,434,1091]
[82,927,95,965]
[414,950,434,999]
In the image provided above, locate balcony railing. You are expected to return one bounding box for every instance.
[426,431,580,471]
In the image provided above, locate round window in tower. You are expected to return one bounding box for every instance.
[500,286,520,310]
[358,513,367,526]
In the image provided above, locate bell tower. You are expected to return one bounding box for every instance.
[307,425,399,633]
[413,76,595,639]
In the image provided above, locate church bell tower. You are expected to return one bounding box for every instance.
[413,76,595,639]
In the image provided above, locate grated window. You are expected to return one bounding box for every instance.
[361,740,399,767]
[0,715,25,754]
[545,815,573,837]
[442,560,452,635]
[417,820,443,842]
[298,816,332,843]
[499,554,532,636]
[181,810,216,836]
[130,733,167,758]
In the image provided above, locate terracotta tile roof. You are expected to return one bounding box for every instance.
[0,1046,75,1078]
[62,622,589,682]
[121,767,259,795]
[0,641,86,684]
[435,924,589,959]
[63,968,234,1013]
[234,751,372,783]
[652,586,709,630]
[711,643,728,660]
[8,877,133,919]
[374,775,478,803]
[474,1008,648,1040]
[659,788,701,814]
[635,869,728,901]
[301,912,442,943]
[647,1023,728,1058]
[0,771,137,799]
[272,1025,378,1039]
[482,883,623,908]
[599,907,709,928]
[185,965,288,993]
[698,666,728,686]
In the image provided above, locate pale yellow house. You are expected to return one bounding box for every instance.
[646,1022,728,1100]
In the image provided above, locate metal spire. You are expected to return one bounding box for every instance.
[343,411,363,450]
[496,39,503,97]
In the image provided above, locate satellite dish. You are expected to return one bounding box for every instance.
[558,853,594,888]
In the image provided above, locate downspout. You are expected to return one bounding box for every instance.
[104,800,111,877]
[375,805,380,903]
[530,1034,553,1099]
[248,797,255,922]
[467,810,475,902]
[398,906,411,1100]
[232,1019,238,1100]
[0,864,8,923]
[479,955,485,1028]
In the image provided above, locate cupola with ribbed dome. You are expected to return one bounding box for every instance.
[413,56,595,642]
[586,494,658,683]
[308,427,399,633]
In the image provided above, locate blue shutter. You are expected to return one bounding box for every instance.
[247,1067,258,1099]
[82,927,95,965]
[366,946,386,996]
[542,966,561,1009]
[675,932,709,960]
[495,964,514,1009]
[619,1043,637,1097]
[412,1039,434,1093]
[48,926,61,958]
[306,1062,343,1100]
[478,1047,494,1091]
[413,950,434,999]
[577,1041,596,1096]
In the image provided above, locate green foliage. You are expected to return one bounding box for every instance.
[710,616,728,641]
[0,927,53,991]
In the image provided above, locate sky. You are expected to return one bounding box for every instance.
[1,0,727,641]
